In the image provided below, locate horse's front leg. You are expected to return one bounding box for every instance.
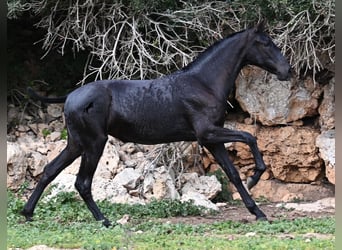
[204,143,267,220]
[198,126,266,190]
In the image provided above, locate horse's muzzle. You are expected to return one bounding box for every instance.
[277,67,292,81]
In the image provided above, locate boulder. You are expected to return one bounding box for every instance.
[44,173,144,205]
[181,173,222,200]
[7,142,27,190]
[47,104,63,118]
[148,166,180,200]
[235,67,322,125]
[47,131,61,142]
[93,177,144,204]
[286,77,322,122]
[113,168,141,190]
[316,130,335,184]
[27,151,48,177]
[279,197,335,212]
[181,191,219,211]
[96,140,121,178]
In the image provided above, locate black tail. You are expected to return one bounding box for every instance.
[27,87,67,103]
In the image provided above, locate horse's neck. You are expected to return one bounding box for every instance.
[189,32,250,98]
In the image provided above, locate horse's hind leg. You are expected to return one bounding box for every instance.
[198,127,265,190]
[21,142,81,221]
[74,135,109,226]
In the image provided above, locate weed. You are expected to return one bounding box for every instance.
[207,169,232,202]
[42,128,51,138]
[60,128,68,140]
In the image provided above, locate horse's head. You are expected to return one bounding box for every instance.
[245,21,292,81]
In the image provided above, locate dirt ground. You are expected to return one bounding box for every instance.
[158,197,335,225]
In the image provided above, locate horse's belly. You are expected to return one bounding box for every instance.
[109,117,196,144]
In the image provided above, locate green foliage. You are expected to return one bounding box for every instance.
[125,0,180,12]
[99,198,211,219]
[41,128,51,138]
[60,128,68,140]
[229,0,314,24]
[207,169,232,202]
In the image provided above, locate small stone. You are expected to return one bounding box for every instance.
[245,232,256,237]
[244,117,254,125]
[49,131,61,142]
[124,159,137,168]
[47,104,63,118]
[116,214,130,225]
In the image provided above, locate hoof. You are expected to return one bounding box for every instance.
[246,176,257,190]
[102,218,112,228]
[256,216,268,222]
[20,210,33,222]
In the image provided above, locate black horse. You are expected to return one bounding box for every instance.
[22,22,291,227]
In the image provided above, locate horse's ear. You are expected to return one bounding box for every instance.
[255,19,267,32]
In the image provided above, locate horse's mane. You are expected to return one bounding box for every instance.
[182,29,247,71]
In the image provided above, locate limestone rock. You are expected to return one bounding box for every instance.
[96,140,121,178]
[113,168,141,190]
[27,151,48,177]
[316,130,335,184]
[43,173,76,202]
[318,78,335,131]
[235,67,322,125]
[47,131,61,142]
[181,173,222,200]
[181,191,219,211]
[7,142,27,190]
[259,126,322,183]
[226,122,323,183]
[236,68,292,126]
[148,166,180,200]
[47,104,63,118]
[92,177,144,204]
[279,197,335,212]
[286,77,321,122]
[231,179,334,202]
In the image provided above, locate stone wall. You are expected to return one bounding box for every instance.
[231,68,335,185]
